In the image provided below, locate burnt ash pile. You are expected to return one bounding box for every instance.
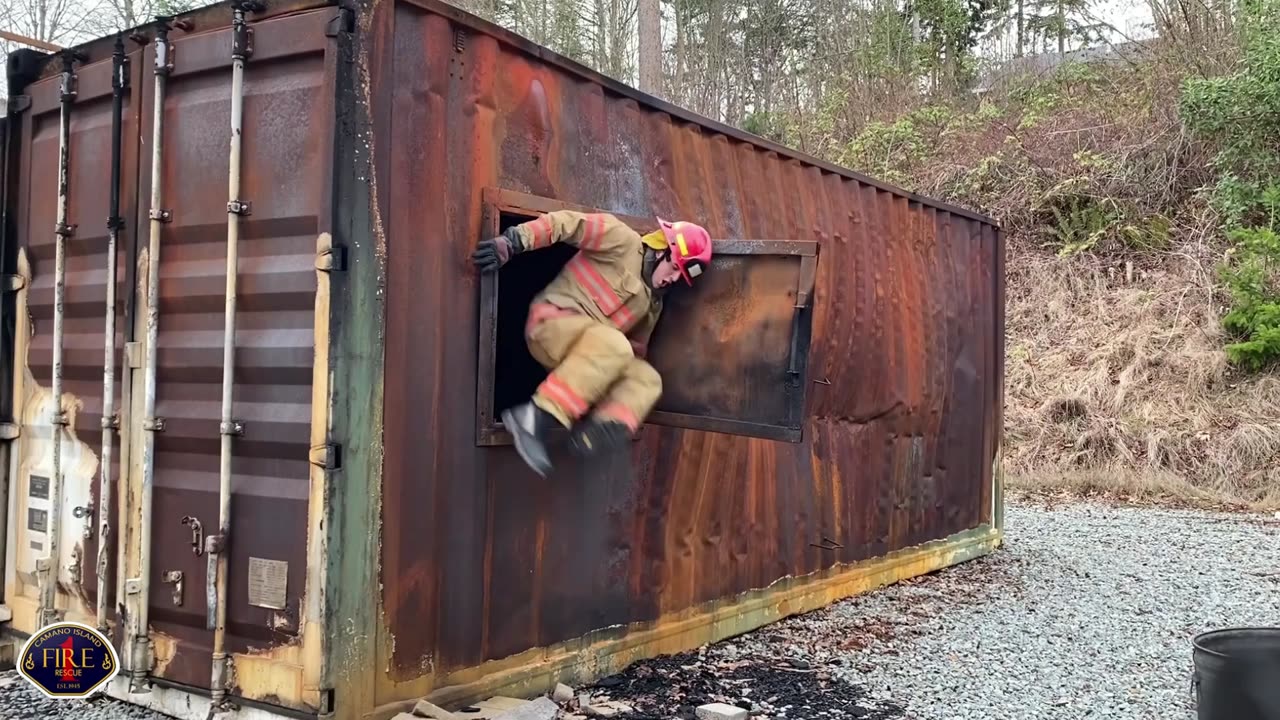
[582,649,905,720]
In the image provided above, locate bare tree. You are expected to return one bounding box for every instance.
[637,0,660,93]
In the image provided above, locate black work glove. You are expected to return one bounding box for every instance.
[471,227,523,273]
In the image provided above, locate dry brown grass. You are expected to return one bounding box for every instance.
[855,37,1280,512]
[1002,246,1280,511]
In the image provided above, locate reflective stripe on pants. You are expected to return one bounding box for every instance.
[526,310,662,430]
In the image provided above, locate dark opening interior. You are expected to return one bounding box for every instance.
[492,212,580,418]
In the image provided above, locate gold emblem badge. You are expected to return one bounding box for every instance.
[17,621,120,699]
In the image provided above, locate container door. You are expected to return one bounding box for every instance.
[117,8,336,712]
[1,40,142,641]
[476,188,820,445]
[2,6,339,715]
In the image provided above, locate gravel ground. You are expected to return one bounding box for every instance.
[1,500,1276,720]
[0,672,170,719]
[585,500,1280,720]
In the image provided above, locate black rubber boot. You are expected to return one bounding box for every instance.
[502,402,561,477]
[569,418,632,458]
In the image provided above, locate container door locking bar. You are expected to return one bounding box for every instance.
[209,1,263,708]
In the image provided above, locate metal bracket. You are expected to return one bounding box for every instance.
[101,412,120,430]
[154,31,175,76]
[3,275,25,292]
[55,222,77,238]
[113,52,131,91]
[227,200,252,216]
[315,246,347,272]
[325,7,355,36]
[0,423,20,441]
[50,410,68,427]
[72,504,94,520]
[787,253,819,377]
[163,570,184,606]
[809,536,844,550]
[7,95,32,114]
[220,420,245,436]
[108,215,126,231]
[149,209,173,223]
[205,533,226,556]
[181,516,204,556]
[309,443,342,470]
[125,578,143,595]
[59,51,83,102]
[126,341,143,368]
[233,25,256,59]
[143,417,166,432]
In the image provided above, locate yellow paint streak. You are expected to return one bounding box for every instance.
[119,246,152,676]
[151,631,178,677]
[232,651,304,702]
[359,525,1000,719]
[299,232,334,701]
[3,246,98,628]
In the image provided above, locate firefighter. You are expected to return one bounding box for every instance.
[472,209,714,476]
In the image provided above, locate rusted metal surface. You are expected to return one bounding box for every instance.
[6,0,1002,717]
[10,38,140,633]
[5,6,338,712]
[126,8,333,700]
[376,0,1003,698]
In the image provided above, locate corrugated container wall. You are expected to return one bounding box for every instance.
[0,1,1006,719]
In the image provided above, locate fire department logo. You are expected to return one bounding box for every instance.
[17,621,120,699]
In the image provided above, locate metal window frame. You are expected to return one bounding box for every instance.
[475,187,819,446]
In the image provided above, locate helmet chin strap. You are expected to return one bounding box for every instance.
[642,247,673,294]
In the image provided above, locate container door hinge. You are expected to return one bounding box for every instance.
[3,275,26,292]
[0,423,19,441]
[326,7,355,36]
[309,443,342,470]
[7,95,32,114]
[316,246,347,272]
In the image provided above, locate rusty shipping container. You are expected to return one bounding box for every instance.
[0,0,1006,718]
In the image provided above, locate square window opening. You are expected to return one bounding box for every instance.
[491,212,579,418]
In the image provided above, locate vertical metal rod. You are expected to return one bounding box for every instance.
[132,18,172,690]
[39,50,79,629]
[98,36,127,634]
[210,1,259,705]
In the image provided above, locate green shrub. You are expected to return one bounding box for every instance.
[1179,0,1280,368]
[1219,188,1280,369]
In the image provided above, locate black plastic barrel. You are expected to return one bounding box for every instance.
[1192,627,1280,720]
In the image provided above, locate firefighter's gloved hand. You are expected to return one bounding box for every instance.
[472,228,521,273]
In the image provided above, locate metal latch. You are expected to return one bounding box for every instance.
[181,516,203,557]
[0,423,19,441]
[309,443,342,470]
[162,570,184,606]
[315,246,346,272]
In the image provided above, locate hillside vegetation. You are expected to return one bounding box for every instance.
[829,4,1280,509]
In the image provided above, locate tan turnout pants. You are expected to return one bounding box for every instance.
[526,312,662,431]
